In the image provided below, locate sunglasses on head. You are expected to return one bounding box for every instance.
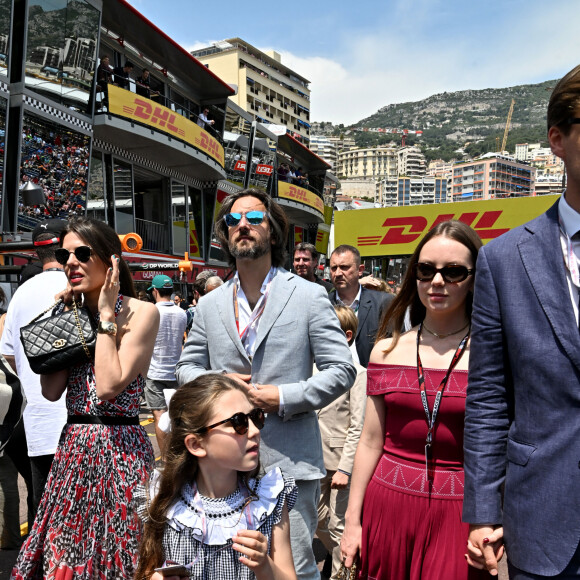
[223,211,267,227]
[195,408,265,435]
[55,245,93,266]
[414,263,474,283]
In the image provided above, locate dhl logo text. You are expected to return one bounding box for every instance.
[125,99,186,138]
[286,186,324,212]
[357,211,510,246]
[196,132,224,164]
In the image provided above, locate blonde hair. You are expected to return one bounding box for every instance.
[334,304,358,344]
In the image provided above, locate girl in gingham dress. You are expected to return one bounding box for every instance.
[137,374,297,580]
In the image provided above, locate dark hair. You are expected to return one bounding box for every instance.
[376,220,482,353]
[294,242,319,261]
[156,287,172,298]
[137,374,260,579]
[548,64,580,134]
[124,61,134,69]
[60,217,136,298]
[215,189,289,267]
[331,244,361,267]
[35,232,60,264]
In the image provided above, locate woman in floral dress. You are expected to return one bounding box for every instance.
[12,217,159,579]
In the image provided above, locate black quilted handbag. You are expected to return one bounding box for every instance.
[20,299,97,374]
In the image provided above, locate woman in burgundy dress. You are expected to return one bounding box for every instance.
[341,220,492,579]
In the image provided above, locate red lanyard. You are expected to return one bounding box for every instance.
[416,322,469,480]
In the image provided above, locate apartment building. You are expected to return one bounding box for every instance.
[452,153,535,200]
[336,145,398,181]
[397,146,426,178]
[309,135,337,169]
[191,39,311,144]
[379,177,447,206]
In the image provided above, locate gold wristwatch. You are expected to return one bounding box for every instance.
[97,321,117,335]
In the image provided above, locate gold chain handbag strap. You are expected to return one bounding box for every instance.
[337,561,357,580]
[72,299,92,360]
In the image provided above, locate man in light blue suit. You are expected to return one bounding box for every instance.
[177,189,356,579]
[463,65,580,579]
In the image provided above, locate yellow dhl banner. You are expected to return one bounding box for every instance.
[294,226,304,244]
[335,195,560,256]
[278,181,324,214]
[108,85,224,167]
[315,226,330,254]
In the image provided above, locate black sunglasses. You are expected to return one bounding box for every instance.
[195,408,265,435]
[223,211,267,227]
[414,263,474,283]
[55,245,93,266]
[567,118,580,125]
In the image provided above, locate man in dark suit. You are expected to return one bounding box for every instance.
[463,64,580,579]
[328,245,393,367]
[113,60,133,90]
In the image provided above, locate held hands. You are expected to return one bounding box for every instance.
[233,530,270,573]
[98,255,121,320]
[466,525,504,576]
[340,520,361,569]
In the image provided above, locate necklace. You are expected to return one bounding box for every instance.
[422,321,470,339]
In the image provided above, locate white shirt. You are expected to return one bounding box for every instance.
[233,267,277,359]
[148,301,187,380]
[0,270,68,456]
[558,193,580,325]
[233,267,284,413]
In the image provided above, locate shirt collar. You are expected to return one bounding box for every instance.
[234,266,278,295]
[559,191,580,238]
[336,284,362,308]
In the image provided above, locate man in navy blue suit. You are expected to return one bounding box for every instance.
[463,64,580,578]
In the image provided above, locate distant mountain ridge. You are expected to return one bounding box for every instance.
[314,79,557,160]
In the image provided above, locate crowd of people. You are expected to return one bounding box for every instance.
[1,64,580,580]
[19,128,89,220]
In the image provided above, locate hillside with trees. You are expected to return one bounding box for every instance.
[312,79,556,161]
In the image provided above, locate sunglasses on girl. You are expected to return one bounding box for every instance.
[55,246,93,266]
[223,211,267,227]
[195,408,265,435]
[414,263,474,283]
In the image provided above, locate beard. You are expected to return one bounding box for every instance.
[229,235,271,261]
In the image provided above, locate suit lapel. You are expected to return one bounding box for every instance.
[356,288,372,339]
[518,202,580,371]
[216,281,251,362]
[253,269,295,354]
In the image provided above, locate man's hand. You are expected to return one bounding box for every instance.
[330,471,349,489]
[225,373,251,387]
[243,383,280,413]
[466,525,504,576]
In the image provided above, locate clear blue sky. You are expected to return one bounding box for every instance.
[127,0,580,125]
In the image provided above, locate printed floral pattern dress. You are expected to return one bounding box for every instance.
[12,296,154,580]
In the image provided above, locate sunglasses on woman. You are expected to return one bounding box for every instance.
[223,211,267,227]
[414,263,474,283]
[55,246,93,266]
[195,408,265,435]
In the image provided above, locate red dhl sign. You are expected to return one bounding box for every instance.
[108,85,224,167]
[278,181,324,214]
[335,196,559,256]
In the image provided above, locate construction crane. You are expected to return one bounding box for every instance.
[501,99,515,152]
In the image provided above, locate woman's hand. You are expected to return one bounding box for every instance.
[98,254,120,319]
[466,525,504,576]
[340,519,361,569]
[233,530,271,574]
[55,285,74,307]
